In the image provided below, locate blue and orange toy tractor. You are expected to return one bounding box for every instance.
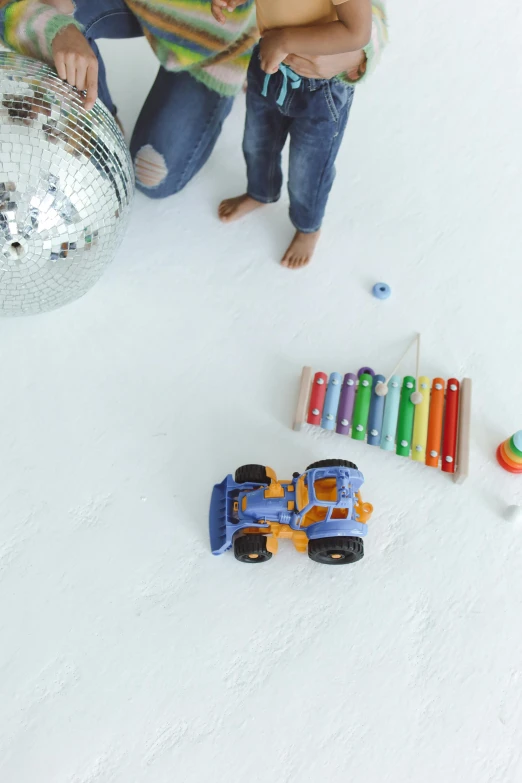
[209,459,373,565]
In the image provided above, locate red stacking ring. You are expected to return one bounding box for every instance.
[497,444,522,474]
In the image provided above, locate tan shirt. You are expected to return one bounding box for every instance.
[257,0,350,35]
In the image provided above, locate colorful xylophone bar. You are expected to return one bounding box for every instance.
[293,366,472,484]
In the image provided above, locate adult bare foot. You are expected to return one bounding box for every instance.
[218,194,264,223]
[281,230,320,269]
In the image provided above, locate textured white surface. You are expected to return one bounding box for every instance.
[2,2,522,781]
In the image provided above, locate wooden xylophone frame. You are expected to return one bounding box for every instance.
[293,366,472,484]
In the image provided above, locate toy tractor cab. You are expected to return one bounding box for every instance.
[209,459,373,565]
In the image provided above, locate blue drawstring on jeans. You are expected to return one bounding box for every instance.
[261,64,302,106]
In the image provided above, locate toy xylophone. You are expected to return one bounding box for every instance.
[293,365,472,484]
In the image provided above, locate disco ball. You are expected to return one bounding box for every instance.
[0,52,134,316]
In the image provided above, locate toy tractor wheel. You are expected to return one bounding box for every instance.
[234,464,269,484]
[234,534,272,563]
[306,458,358,471]
[308,536,364,565]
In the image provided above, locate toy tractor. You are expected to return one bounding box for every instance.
[209,459,373,565]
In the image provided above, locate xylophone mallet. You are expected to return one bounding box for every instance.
[409,334,424,406]
[374,334,420,399]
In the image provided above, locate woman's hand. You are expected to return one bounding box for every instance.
[211,0,247,24]
[284,49,367,81]
[51,25,99,110]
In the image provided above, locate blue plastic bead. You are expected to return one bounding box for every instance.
[373,282,391,300]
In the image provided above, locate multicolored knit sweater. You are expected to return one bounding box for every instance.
[0,0,388,96]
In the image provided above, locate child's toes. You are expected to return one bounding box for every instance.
[218,200,233,221]
[218,194,264,223]
[291,255,307,269]
[281,251,303,269]
[281,230,319,269]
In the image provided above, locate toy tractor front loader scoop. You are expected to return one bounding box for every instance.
[209,476,235,556]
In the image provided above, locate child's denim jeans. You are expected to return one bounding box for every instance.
[244,45,355,233]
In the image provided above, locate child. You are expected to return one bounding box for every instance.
[211,0,372,269]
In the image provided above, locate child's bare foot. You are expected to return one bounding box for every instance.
[281,230,320,269]
[218,194,264,223]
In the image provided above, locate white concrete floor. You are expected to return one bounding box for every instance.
[2,2,522,781]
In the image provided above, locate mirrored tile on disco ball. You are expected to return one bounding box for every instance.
[0,52,134,316]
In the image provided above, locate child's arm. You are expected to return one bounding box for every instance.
[261,0,372,74]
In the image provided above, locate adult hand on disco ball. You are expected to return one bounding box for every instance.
[51,25,99,111]
[0,51,134,316]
